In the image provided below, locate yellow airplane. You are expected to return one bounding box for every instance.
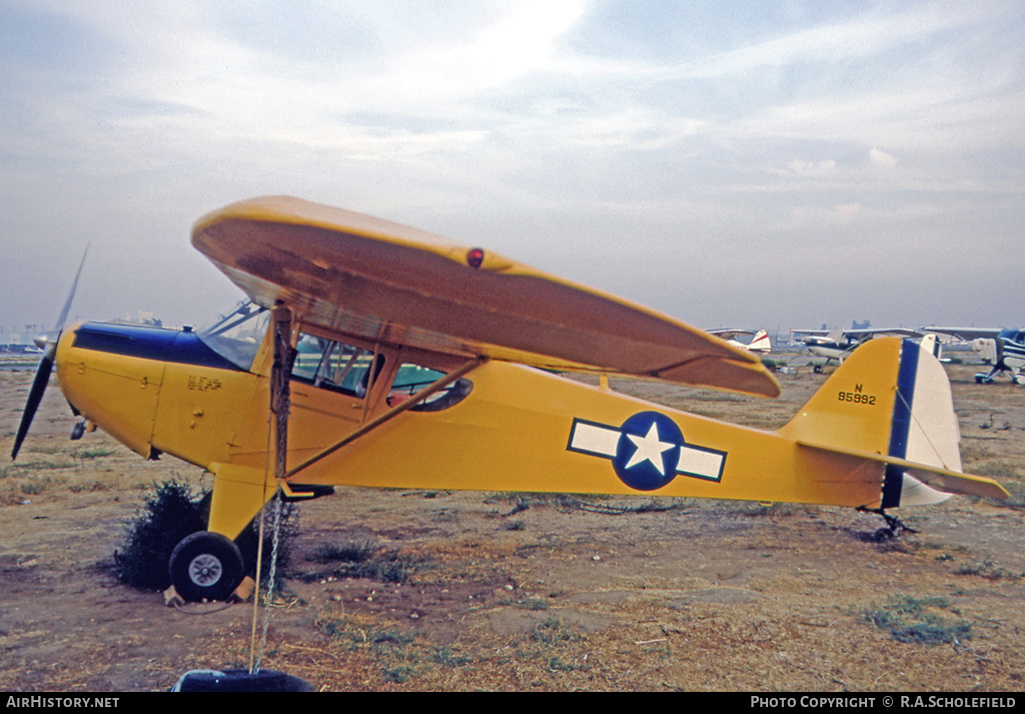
[11,196,1008,602]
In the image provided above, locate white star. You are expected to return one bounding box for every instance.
[624,422,674,475]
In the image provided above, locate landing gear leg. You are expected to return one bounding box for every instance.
[859,507,918,542]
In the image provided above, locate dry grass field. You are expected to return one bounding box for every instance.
[1,360,1023,691]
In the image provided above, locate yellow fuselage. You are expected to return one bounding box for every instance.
[55,320,889,539]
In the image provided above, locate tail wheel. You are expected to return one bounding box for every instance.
[169,531,244,602]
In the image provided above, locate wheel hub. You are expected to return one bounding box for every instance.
[187,554,223,587]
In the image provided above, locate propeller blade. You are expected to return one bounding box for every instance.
[11,245,89,460]
[11,348,55,460]
[54,244,89,333]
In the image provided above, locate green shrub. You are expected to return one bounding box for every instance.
[113,479,206,590]
[302,538,426,584]
[113,479,298,591]
[863,595,972,645]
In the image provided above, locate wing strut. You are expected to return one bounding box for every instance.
[283,356,487,481]
[249,302,296,674]
[272,303,296,480]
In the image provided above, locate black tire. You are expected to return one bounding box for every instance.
[873,527,896,543]
[171,668,314,692]
[169,531,244,602]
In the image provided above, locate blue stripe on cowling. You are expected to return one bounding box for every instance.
[882,339,919,508]
[72,322,243,371]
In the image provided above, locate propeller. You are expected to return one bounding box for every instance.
[11,246,89,460]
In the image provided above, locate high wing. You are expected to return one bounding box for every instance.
[921,326,1003,342]
[706,328,757,340]
[843,327,923,340]
[192,196,780,397]
[793,327,924,341]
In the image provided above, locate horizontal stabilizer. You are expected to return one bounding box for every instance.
[797,441,1009,501]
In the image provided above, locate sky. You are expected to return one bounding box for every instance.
[2,0,1023,337]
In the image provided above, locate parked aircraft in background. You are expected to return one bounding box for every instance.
[793,327,930,368]
[793,328,860,365]
[706,328,771,354]
[923,326,1025,384]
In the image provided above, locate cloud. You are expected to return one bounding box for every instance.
[788,158,836,177]
[868,148,897,167]
[2,1,1025,331]
[835,202,861,220]
[662,3,1001,81]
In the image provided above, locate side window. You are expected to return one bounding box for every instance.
[290,333,473,410]
[292,334,380,397]
[388,362,473,412]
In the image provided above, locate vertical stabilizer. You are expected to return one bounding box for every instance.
[748,329,772,353]
[780,338,966,507]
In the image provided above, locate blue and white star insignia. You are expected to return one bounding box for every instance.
[567,411,726,491]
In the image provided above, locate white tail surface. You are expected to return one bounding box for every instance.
[748,329,771,353]
[894,337,962,505]
[902,340,961,471]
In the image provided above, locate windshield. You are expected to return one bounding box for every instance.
[998,328,1023,343]
[196,300,269,370]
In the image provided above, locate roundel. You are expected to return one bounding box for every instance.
[612,411,684,491]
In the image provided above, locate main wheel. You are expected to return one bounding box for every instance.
[169,531,244,602]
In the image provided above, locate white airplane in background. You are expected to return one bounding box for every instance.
[706,328,772,354]
[923,326,1025,384]
[793,327,933,369]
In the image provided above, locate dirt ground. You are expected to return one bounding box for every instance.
[1,360,1023,692]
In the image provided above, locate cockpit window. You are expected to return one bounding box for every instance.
[292,334,473,410]
[196,301,269,370]
[292,334,381,397]
[390,362,473,411]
